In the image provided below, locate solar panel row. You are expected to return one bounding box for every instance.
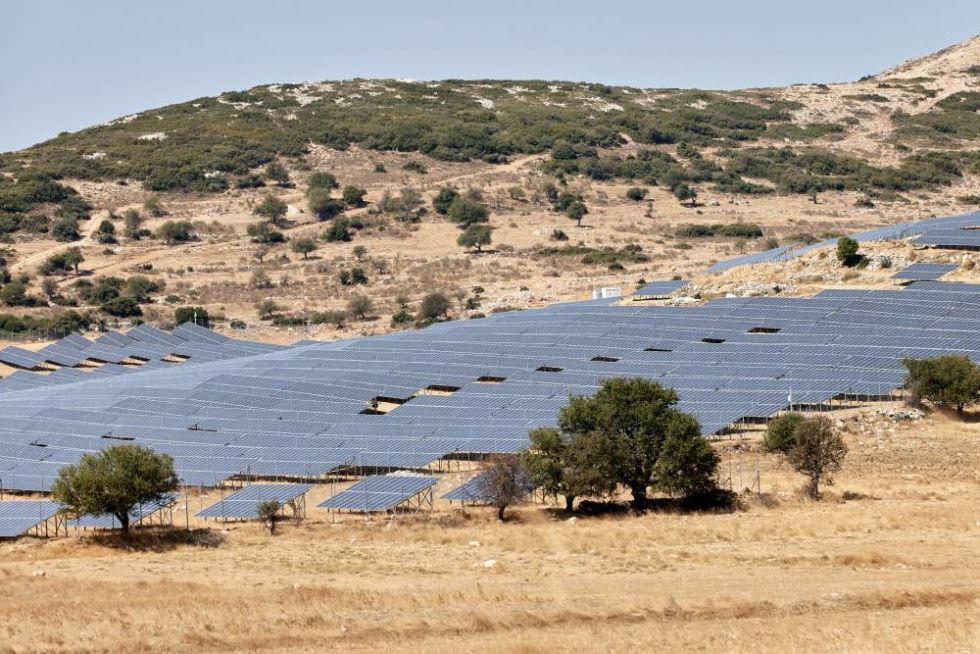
[708,210,980,273]
[319,475,437,511]
[197,484,312,519]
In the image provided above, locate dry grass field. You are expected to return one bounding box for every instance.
[1,403,976,653]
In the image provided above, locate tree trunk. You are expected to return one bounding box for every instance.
[564,495,575,512]
[497,504,507,521]
[807,474,820,499]
[629,484,648,508]
[116,512,130,534]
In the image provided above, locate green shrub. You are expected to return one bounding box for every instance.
[341,185,367,207]
[323,218,353,242]
[446,198,489,227]
[308,189,345,220]
[308,171,339,190]
[625,187,648,201]
[101,296,142,317]
[174,306,210,327]
[836,236,860,266]
[155,221,195,244]
[402,160,428,174]
[432,186,459,215]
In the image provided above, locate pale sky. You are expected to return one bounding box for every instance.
[2,0,978,152]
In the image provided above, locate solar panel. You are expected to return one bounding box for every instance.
[0,500,60,538]
[197,483,312,519]
[891,262,958,281]
[0,347,48,370]
[634,279,689,298]
[710,211,980,272]
[443,473,495,501]
[319,475,437,511]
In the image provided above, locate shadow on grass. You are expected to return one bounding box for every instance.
[84,527,224,552]
[547,489,744,519]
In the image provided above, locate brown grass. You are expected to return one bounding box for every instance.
[0,404,978,653]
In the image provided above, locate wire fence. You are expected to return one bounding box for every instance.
[0,327,82,343]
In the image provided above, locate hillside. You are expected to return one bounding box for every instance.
[0,35,978,341]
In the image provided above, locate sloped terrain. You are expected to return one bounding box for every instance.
[0,36,977,343]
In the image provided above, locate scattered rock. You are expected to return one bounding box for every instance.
[468,540,481,548]
[483,559,498,569]
[32,570,45,577]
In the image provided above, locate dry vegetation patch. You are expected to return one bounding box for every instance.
[1,404,977,653]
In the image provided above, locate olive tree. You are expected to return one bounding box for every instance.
[291,238,317,259]
[555,377,718,506]
[457,224,493,252]
[347,293,374,320]
[763,412,806,453]
[254,195,288,226]
[419,292,451,321]
[783,416,848,499]
[446,198,489,228]
[903,354,980,415]
[51,445,179,534]
[674,183,697,207]
[523,428,615,511]
[566,201,588,227]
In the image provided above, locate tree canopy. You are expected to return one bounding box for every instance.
[432,186,460,215]
[836,236,861,266]
[786,416,847,499]
[903,354,980,414]
[457,223,493,252]
[763,412,806,453]
[528,377,719,507]
[419,292,451,321]
[254,195,288,225]
[291,237,317,259]
[446,197,489,227]
[308,189,345,221]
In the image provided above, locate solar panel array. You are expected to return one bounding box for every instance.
[2,281,980,491]
[197,484,312,519]
[914,230,980,248]
[708,210,980,273]
[0,500,59,538]
[634,280,689,298]
[0,323,282,394]
[319,475,437,511]
[891,262,958,281]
